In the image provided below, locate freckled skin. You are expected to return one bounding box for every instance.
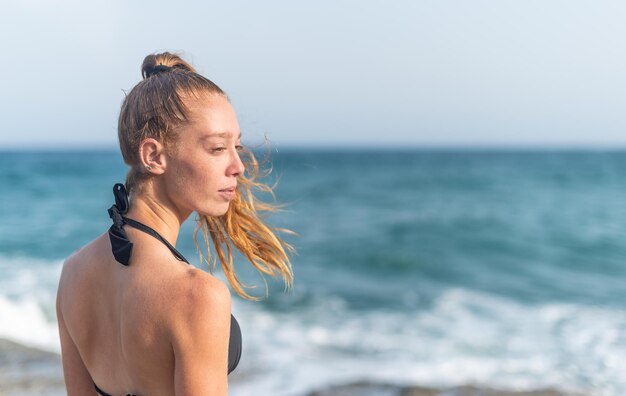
[164,96,245,219]
[57,95,245,396]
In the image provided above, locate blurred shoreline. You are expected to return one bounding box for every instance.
[0,338,64,396]
[0,337,586,396]
[307,381,583,396]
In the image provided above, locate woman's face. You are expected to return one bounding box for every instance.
[164,95,245,219]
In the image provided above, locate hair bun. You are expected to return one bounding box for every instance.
[141,52,196,79]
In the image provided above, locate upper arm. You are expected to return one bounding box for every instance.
[56,260,97,395]
[170,276,232,396]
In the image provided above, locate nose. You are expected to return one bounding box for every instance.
[228,148,245,177]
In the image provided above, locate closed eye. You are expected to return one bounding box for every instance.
[211,145,243,154]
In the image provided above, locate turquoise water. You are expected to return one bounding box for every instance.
[1,149,626,395]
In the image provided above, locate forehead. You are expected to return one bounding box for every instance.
[186,96,241,139]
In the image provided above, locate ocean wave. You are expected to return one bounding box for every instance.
[0,255,62,353]
[1,252,623,395]
[230,288,625,396]
[0,294,60,353]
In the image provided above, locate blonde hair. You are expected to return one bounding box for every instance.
[117,51,294,300]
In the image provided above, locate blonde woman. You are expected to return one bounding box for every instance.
[56,52,293,395]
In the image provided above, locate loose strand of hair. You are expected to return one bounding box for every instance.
[192,148,295,300]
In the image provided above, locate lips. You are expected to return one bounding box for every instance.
[218,186,237,201]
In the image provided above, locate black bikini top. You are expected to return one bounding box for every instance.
[100,183,241,395]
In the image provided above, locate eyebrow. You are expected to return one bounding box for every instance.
[200,132,242,140]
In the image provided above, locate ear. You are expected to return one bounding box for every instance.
[138,138,167,175]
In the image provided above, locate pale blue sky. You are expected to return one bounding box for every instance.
[1,0,624,149]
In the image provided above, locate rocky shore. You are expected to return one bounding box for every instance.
[0,338,586,396]
[0,339,65,396]
[305,381,584,396]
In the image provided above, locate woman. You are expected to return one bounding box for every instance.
[56,52,294,395]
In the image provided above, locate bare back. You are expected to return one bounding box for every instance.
[57,226,232,396]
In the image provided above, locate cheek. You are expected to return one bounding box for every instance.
[171,158,196,186]
[175,156,220,192]
[165,157,201,204]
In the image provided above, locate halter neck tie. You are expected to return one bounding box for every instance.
[107,183,133,266]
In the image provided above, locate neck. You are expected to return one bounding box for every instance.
[125,183,192,247]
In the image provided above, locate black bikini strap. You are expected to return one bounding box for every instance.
[94,381,136,396]
[123,217,189,264]
[107,183,189,266]
[94,382,112,396]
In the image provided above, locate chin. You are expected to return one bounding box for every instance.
[198,203,231,218]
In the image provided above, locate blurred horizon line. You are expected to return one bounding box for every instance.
[3,143,626,153]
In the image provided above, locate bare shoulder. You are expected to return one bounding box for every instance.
[166,268,232,333]
[59,245,87,277]
[166,268,232,393]
[56,234,109,327]
[172,267,231,304]
[58,233,107,290]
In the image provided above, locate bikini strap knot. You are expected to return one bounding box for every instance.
[107,183,133,266]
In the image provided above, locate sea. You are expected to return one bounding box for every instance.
[1,148,625,396]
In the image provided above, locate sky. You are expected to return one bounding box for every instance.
[0,0,625,149]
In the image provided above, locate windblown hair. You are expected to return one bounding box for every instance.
[117,51,294,300]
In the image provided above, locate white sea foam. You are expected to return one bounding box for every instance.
[1,253,624,395]
[229,288,625,396]
[0,294,60,352]
[0,255,63,352]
